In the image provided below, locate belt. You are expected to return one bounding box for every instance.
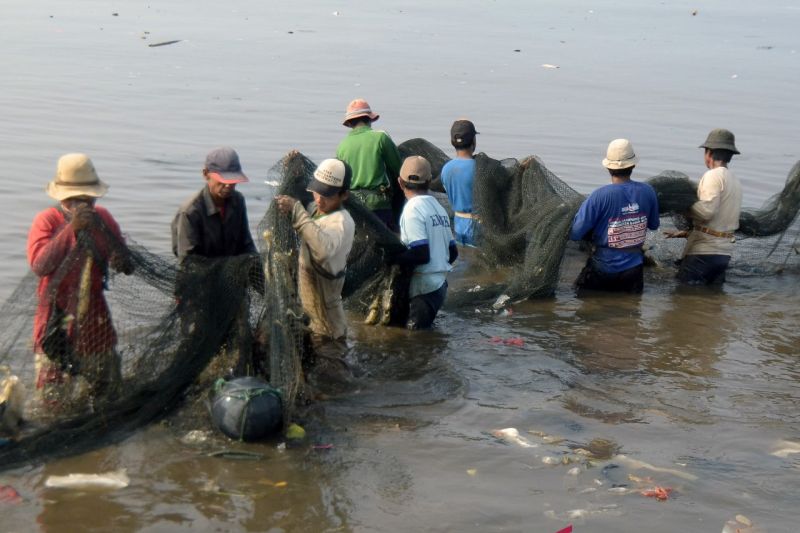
[455,211,478,220]
[695,225,735,239]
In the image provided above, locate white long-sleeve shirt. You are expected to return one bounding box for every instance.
[684,166,743,256]
[291,201,355,339]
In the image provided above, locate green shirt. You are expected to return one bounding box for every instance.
[336,125,402,210]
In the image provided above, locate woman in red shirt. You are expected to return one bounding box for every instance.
[27,153,133,412]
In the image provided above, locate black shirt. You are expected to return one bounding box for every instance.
[171,185,257,260]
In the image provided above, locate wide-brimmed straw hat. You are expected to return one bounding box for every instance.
[343,99,379,125]
[699,128,740,154]
[602,139,639,170]
[46,153,109,201]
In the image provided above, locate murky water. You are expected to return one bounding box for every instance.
[2,1,799,531]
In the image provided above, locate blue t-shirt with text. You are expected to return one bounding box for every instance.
[569,180,660,273]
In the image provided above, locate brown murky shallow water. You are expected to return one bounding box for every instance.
[2,1,799,531]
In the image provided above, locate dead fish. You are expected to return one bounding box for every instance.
[148,40,182,48]
[613,454,698,481]
[722,514,763,533]
[492,428,537,448]
[492,294,511,309]
[771,440,800,458]
[45,469,129,490]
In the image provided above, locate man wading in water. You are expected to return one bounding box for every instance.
[171,147,260,374]
[336,99,403,230]
[665,129,743,285]
[395,156,458,329]
[569,139,660,294]
[275,159,356,392]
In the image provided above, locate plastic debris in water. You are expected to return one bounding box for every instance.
[45,469,130,490]
[466,468,477,476]
[286,423,306,441]
[613,454,698,481]
[555,525,573,533]
[567,467,581,476]
[541,64,560,69]
[489,336,524,347]
[771,439,800,458]
[542,456,561,465]
[492,427,537,448]
[722,514,761,533]
[640,486,673,501]
[180,430,209,445]
[312,443,334,450]
[0,485,22,504]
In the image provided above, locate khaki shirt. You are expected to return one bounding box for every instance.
[685,166,743,257]
[291,202,355,339]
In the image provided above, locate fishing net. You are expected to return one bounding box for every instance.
[0,142,798,471]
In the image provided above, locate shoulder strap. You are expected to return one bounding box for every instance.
[304,243,345,280]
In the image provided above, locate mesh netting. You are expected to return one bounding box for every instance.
[0,142,798,471]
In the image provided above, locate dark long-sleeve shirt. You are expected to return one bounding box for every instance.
[171,186,257,260]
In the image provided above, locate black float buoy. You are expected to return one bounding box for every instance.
[210,376,283,441]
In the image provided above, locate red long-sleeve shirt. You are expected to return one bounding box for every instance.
[27,206,125,355]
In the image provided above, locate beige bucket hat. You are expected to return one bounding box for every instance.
[47,153,109,201]
[602,139,638,170]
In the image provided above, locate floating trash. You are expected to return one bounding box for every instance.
[491,427,537,448]
[0,484,22,504]
[180,430,210,446]
[640,486,673,501]
[148,40,182,48]
[45,469,129,490]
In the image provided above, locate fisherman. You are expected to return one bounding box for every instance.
[569,139,660,294]
[665,129,743,285]
[27,153,134,410]
[171,146,257,260]
[275,159,356,391]
[171,147,259,374]
[275,159,355,341]
[336,99,403,230]
[395,156,458,329]
[440,119,480,247]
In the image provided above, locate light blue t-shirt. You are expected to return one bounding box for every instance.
[400,195,455,297]
[440,158,476,214]
[441,158,477,246]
